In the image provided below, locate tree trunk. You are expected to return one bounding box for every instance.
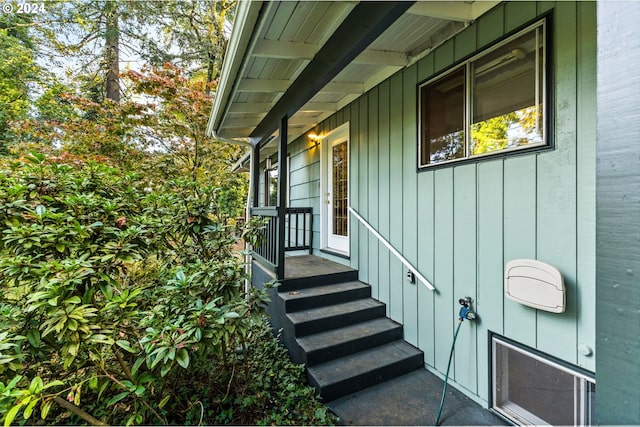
[104,1,120,102]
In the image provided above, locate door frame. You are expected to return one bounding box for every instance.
[320,122,350,256]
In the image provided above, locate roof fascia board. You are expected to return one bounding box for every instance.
[207,0,264,136]
[251,1,416,148]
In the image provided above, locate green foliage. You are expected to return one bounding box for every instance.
[0,24,38,150]
[470,113,515,155]
[9,64,248,220]
[209,322,335,426]
[0,154,330,425]
[146,0,236,83]
[470,106,543,155]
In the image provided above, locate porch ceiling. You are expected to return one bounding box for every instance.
[207,0,499,146]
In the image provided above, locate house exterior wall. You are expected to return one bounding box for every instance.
[284,1,596,406]
[595,2,640,423]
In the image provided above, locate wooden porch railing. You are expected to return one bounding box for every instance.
[251,207,313,279]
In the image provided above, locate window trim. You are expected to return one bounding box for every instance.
[417,17,551,169]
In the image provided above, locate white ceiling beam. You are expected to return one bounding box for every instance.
[252,39,316,59]
[223,118,263,128]
[363,65,405,93]
[288,116,321,126]
[218,127,254,137]
[407,1,473,22]
[229,102,336,114]
[408,1,500,22]
[356,49,408,67]
[299,102,337,113]
[228,103,273,113]
[335,93,362,112]
[321,81,364,94]
[471,1,500,19]
[237,79,290,92]
[252,40,408,68]
[223,115,319,129]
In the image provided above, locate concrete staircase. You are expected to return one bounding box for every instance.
[267,260,424,402]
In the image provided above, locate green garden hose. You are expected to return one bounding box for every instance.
[435,319,463,426]
[435,298,476,425]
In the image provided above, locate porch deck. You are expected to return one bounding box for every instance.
[282,254,355,279]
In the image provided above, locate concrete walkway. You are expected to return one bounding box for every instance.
[328,368,509,426]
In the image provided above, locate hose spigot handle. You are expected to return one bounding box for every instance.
[458,297,476,321]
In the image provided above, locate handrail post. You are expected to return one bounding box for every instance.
[276,115,288,280]
[309,211,313,254]
[252,144,260,208]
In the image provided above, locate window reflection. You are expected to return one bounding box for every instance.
[421,68,465,164]
[471,28,544,155]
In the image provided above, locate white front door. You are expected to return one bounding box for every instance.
[322,123,349,255]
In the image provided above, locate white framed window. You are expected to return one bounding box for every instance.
[419,18,548,168]
[491,335,595,426]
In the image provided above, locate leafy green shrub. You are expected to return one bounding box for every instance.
[0,153,332,426]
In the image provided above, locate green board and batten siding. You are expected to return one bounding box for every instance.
[284,1,596,405]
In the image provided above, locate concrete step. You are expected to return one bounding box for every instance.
[286,298,386,337]
[307,340,424,401]
[298,317,403,366]
[281,281,371,313]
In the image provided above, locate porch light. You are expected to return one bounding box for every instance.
[308,132,322,149]
[308,133,322,142]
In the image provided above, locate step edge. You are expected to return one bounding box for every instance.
[279,281,369,299]
[292,306,387,337]
[286,298,386,322]
[298,319,402,351]
[283,286,372,312]
[302,328,404,366]
[307,342,424,383]
[310,352,424,389]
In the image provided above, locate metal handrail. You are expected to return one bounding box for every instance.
[348,206,436,291]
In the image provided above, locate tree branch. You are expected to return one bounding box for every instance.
[53,396,107,426]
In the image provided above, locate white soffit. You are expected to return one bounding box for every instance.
[212,0,501,142]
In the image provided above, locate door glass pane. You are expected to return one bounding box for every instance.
[471,24,544,155]
[420,67,465,165]
[332,141,348,236]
